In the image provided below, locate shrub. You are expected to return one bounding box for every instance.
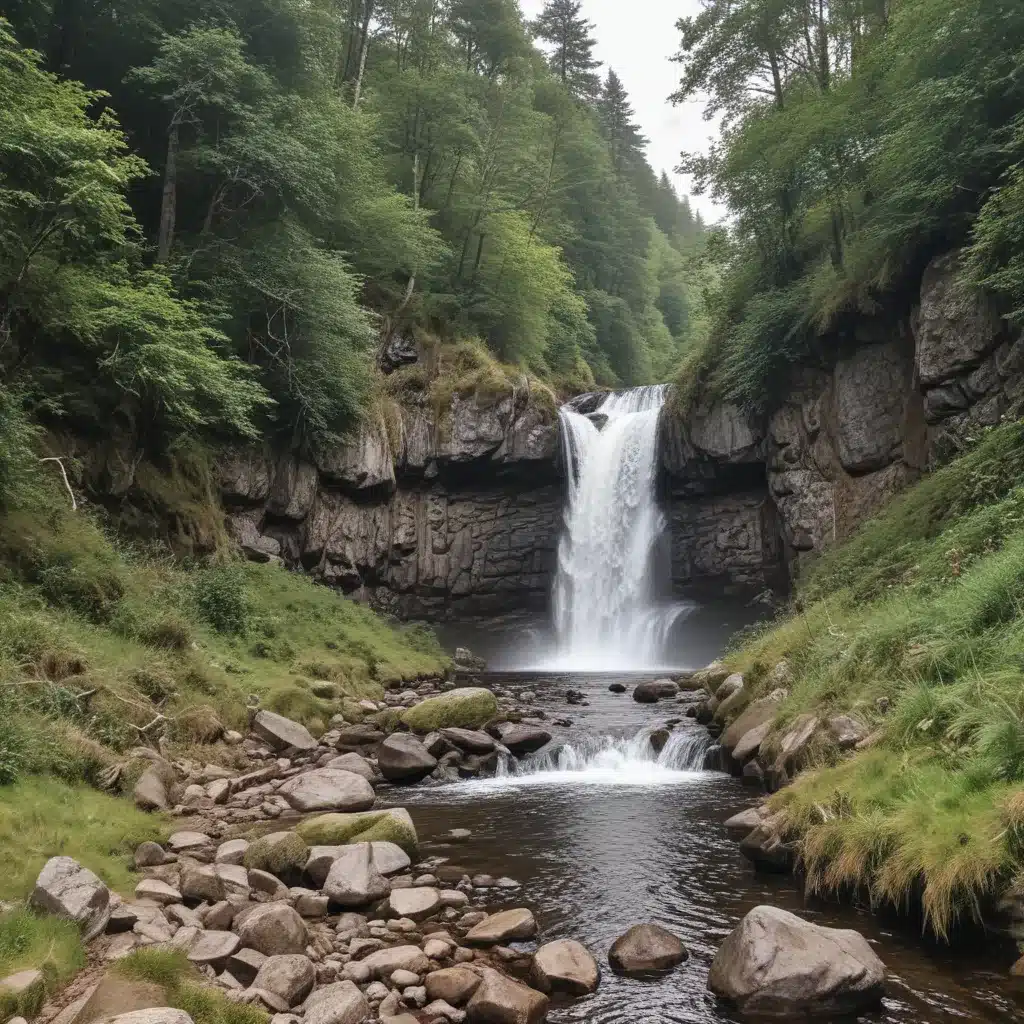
[140,614,193,650]
[194,566,250,634]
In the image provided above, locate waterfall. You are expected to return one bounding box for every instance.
[546,385,689,671]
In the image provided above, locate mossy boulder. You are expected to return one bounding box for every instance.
[295,808,418,856]
[400,688,497,732]
[243,831,309,875]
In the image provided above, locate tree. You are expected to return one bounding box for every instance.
[531,0,601,102]
[598,69,647,177]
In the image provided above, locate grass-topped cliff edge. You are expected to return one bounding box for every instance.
[722,422,1024,940]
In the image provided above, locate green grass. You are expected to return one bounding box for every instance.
[723,423,1024,938]
[0,777,165,902]
[0,909,84,1010]
[116,950,268,1024]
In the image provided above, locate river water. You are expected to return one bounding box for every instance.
[387,674,1022,1024]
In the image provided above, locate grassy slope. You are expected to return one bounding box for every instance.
[726,423,1024,938]
[0,470,449,995]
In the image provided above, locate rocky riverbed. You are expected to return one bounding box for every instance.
[6,658,1023,1024]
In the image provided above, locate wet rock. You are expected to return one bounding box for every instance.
[30,857,111,941]
[252,955,316,1007]
[723,806,767,838]
[632,680,678,704]
[649,729,670,754]
[739,817,795,873]
[440,728,495,754]
[377,734,438,784]
[702,744,727,772]
[303,981,370,1024]
[322,844,390,907]
[708,905,885,1016]
[426,969,482,1006]
[531,939,600,995]
[235,903,307,956]
[251,710,317,752]
[608,683,626,694]
[465,909,537,945]
[278,769,375,813]
[608,924,687,975]
[492,723,551,756]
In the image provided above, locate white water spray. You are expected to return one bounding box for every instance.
[540,385,689,671]
[474,728,713,788]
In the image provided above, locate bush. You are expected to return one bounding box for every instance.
[140,614,193,650]
[194,566,250,634]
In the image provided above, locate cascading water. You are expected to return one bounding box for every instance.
[542,385,690,671]
[475,727,713,788]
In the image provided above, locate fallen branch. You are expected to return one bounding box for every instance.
[39,457,77,510]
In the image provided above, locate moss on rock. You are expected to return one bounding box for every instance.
[400,688,497,732]
[295,808,418,856]
[242,831,309,875]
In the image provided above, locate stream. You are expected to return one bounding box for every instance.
[390,672,1021,1024]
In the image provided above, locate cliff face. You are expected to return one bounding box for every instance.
[219,389,563,619]
[214,248,1023,618]
[662,248,1023,590]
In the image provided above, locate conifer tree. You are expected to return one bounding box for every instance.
[531,0,601,102]
[598,68,647,176]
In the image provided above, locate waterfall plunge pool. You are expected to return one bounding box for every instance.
[386,672,1021,1024]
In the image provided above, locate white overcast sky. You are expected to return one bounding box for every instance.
[518,0,724,223]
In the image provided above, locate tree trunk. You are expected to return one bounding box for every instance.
[156,123,179,264]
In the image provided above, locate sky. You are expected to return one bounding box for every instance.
[518,0,725,223]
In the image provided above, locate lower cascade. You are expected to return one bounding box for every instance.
[542,385,689,671]
[488,727,713,786]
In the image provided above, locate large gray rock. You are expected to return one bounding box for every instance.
[689,401,763,462]
[322,843,390,906]
[278,768,375,813]
[100,1012,194,1024]
[708,906,885,1016]
[317,412,396,494]
[465,909,537,945]
[30,857,111,941]
[914,250,1004,386]
[235,903,307,956]
[531,939,600,995]
[251,710,317,752]
[387,886,441,922]
[267,457,318,520]
[325,753,376,780]
[360,945,430,979]
[608,923,687,975]
[376,734,437,783]
[303,981,370,1024]
[465,967,548,1024]
[252,955,316,1007]
[133,766,171,811]
[440,728,495,754]
[632,679,678,704]
[371,841,412,876]
[493,723,551,756]
[186,930,239,965]
[425,968,481,1006]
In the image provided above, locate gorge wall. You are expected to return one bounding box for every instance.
[211,248,1023,619]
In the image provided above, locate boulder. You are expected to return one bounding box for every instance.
[715,673,744,701]
[739,818,795,872]
[296,808,418,855]
[722,698,782,753]
[167,831,212,855]
[186,931,239,966]
[425,968,482,1006]
[632,679,678,704]
[531,939,600,995]
[251,710,317,752]
[401,689,498,732]
[322,843,390,906]
[133,767,171,811]
[303,981,370,1024]
[608,924,687,975]
[134,879,181,906]
[723,806,766,838]
[377,734,437,783]
[708,905,885,1016]
[227,949,267,986]
[828,715,869,750]
[278,769,375,813]
[180,863,224,904]
[713,684,748,724]
[99,1012,193,1024]
[732,721,772,764]
[360,945,430,980]
[465,909,537,945]
[235,903,307,956]
[215,840,250,866]
[773,714,822,776]
[465,967,548,1024]
[440,728,495,754]
[387,887,441,922]
[371,841,412,876]
[335,725,386,751]
[492,723,551,756]
[324,753,375,781]
[133,842,166,868]
[0,969,44,1018]
[30,857,111,941]
[252,955,316,1007]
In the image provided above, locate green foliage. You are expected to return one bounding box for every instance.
[673,0,1024,409]
[243,832,308,875]
[729,426,1024,937]
[400,687,498,731]
[194,566,250,635]
[0,909,84,1004]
